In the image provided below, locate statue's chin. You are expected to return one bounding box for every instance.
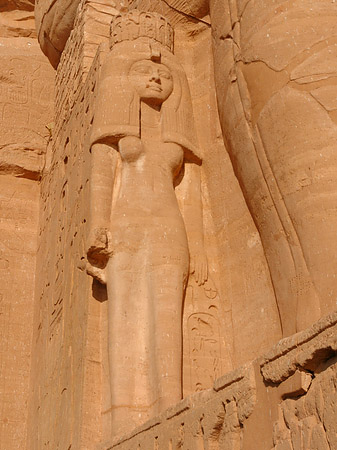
[140,96,166,108]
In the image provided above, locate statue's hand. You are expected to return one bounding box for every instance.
[86,227,112,267]
[190,251,208,286]
[85,262,106,285]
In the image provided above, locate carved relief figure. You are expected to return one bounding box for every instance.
[86,10,207,435]
[36,0,337,343]
[128,0,327,338]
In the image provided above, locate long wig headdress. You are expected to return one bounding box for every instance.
[90,10,201,161]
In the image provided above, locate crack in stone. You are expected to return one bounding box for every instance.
[238,0,253,20]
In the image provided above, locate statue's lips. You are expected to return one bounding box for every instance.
[146,84,163,92]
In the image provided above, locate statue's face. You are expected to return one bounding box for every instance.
[129,60,173,106]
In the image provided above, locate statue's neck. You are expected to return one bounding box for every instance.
[140,101,162,140]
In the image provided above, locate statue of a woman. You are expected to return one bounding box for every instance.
[86,10,207,435]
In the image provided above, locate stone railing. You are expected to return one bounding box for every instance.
[99,311,337,449]
[99,363,256,449]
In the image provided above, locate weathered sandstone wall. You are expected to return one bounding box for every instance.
[0,0,35,39]
[0,1,334,449]
[0,28,54,450]
[27,0,284,446]
[35,0,337,338]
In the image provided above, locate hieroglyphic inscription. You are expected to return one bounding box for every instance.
[0,44,54,155]
[184,275,227,395]
[188,311,222,391]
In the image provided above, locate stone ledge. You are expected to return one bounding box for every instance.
[0,147,44,180]
[260,310,337,384]
[99,362,256,449]
[98,310,337,448]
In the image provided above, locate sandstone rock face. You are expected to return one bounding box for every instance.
[35,0,337,341]
[7,0,336,448]
[0,175,39,450]
[209,0,337,336]
[0,1,36,38]
[34,0,210,67]
[34,0,81,67]
[0,36,54,450]
[28,3,282,447]
[0,37,53,178]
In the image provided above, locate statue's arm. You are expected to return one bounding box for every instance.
[87,142,116,266]
[179,162,208,285]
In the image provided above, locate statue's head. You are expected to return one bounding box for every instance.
[128,59,173,107]
[91,10,201,161]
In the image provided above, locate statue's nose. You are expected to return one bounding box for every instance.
[150,70,161,82]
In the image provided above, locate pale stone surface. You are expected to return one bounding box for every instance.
[177,24,280,377]
[278,370,312,400]
[34,0,81,67]
[102,363,256,449]
[28,21,105,448]
[209,0,337,336]
[271,359,337,450]
[261,310,337,384]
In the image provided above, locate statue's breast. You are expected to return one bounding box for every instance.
[119,136,183,175]
[144,141,184,175]
[118,136,144,163]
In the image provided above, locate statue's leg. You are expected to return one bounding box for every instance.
[106,240,188,434]
[106,251,155,436]
[148,258,188,413]
[210,0,337,334]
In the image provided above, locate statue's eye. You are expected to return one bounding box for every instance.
[159,71,171,80]
[132,65,151,74]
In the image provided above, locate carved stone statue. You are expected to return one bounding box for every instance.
[36,0,337,343]
[126,0,329,338]
[86,10,207,435]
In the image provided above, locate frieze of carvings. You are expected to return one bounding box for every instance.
[100,363,256,449]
